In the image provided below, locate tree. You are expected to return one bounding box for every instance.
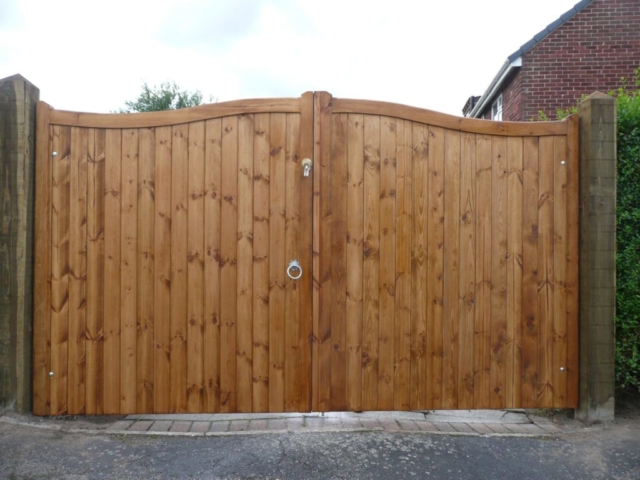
[118,81,205,113]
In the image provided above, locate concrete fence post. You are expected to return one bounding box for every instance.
[0,74,39,412]
[576,92,617,424]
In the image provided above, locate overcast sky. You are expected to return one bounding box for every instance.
[0,0,581,116]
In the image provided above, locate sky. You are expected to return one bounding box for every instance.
[0,0,582,116]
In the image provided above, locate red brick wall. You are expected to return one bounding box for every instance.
[519,0,640,120]
[479,0,640,121]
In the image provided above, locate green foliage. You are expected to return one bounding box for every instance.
[613,68,640,393]
[119,81,205,113]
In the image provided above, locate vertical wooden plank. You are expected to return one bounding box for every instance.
[474,134,492,408]
[268,113,286,412]
[187,121,205,412]
[458,132,476,409]
[521,137,539,407]
[252,113,270,412]
[538,136,555,407]
[153,126,172,413]
[137,127,155,413]
[490,136,508,409]
[346,113,364,412]
[85,129,105,415]
[170,124,189,412]
[427,126,444,409]
[410,123,428,410]
[103,129,121,414]
[220,116,238,412]
[442,129,460,410]
[329,113,347,411]
[394,119,412,411]
[362,115,380,411]
[553,135,568,407]
[297,92,314,412]
[237,114,254,412]
[506,137,523,408]
[204,119,222,412]
[33,103,52,415]
[378,116,396,410]
[50,125,70,415]
[120,128,138,413]
[68,127,88,415]
[284,113,302,411]
[316,94,333,412]
[565,115,580,407]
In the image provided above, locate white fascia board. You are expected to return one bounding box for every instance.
[468,56,522,118]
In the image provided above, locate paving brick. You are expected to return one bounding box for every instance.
[148,421,172,432]
[468,423,493,435]
[267,419,287,431]
[127,420,153,432]
[287,418,305,431]
[416,421,439,432]
[208,421,230,433]
[108,420,134,431]
[304,417,325,429]
[396,420,420,431]
[518,423,547,435]
[321,417,343,429]
[379,419,401,432]
[434,422,454,432]
[228,420,249,432]
[190,422,210,433]
[534,422,561,433]
[341,418,363,429]
[451,423,475,433]
[360,419,381,430]
[248,419,268,431]
[500,423,529,434]
[169,421,192,433]
[484,423,511,434]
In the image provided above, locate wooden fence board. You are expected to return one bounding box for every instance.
[187,121,205,413]
[137,127,155,413]
[394,119,412,411]
[153,126,172,413]
[346,114,364,412]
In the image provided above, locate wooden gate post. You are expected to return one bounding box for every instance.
[0,74,39,413]
[576,92,616,424]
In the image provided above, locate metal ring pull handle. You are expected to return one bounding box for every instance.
[287,260,302,280]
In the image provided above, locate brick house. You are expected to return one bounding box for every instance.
[463,0,640,121]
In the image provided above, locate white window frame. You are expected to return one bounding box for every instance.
[492,94,503,121]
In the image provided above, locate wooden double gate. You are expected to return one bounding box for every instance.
[32,92,579,415]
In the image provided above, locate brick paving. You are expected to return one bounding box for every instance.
[93,410,585,438]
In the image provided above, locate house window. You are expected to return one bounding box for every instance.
[492,94,503,121]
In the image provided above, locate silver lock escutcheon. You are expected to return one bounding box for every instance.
[302,158,312,177]
[287,260,303,280]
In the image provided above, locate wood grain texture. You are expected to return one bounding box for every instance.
[170,124,188,412]
[50,125,70,415]
[378,116,396,410]
[442,129,460,409]
[68,127,88,415]
[458,132,476,409]
[33,103,52,415]
[346,114,364,412]
[187,121,205,412]
[268,113,286,412]
[474,135,492,409]
[411,123,428,409]
[137,127,155,413]
[252,113,270,412]
[103,129,121,413]
[153,126,172,412]
[120,128,138,414]
[394,119,412,411]
[220,117,238,412]
[237,114,254,413]
[362,115,380,411]
[490,136,508,409]
[204,119,223,412]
